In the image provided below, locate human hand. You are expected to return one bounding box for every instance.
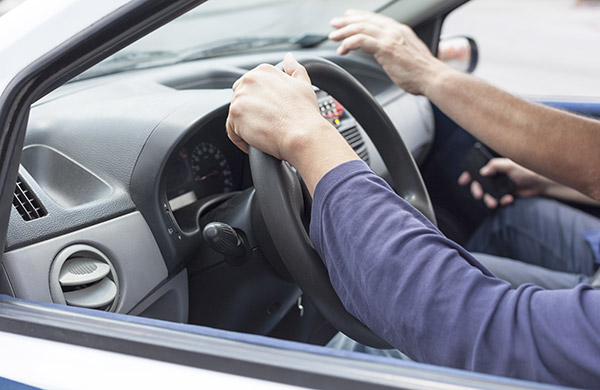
[328,9,446,95]
[226,53,333,163]
[458,158,551,209]
[226,53,358,195]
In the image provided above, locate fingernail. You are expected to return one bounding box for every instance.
[330,17,341,26]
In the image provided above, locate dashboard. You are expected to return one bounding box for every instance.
[1,49,435,330]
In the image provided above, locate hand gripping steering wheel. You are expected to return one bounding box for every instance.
[249,57,436,348]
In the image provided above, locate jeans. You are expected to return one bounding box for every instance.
[466,197,599,286]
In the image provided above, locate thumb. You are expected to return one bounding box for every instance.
[283,53,311,84]
[480,158,512,177]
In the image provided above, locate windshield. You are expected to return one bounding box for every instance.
[79,0,393,80]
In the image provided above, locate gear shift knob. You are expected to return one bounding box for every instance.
[203,222,248,265]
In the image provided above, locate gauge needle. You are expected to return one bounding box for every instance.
[198,170,218,181]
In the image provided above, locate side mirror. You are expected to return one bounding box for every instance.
[438,36,479,73]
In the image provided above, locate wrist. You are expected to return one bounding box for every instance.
[421,61,458,98]
[283,117,334,164]
[538,177,558,197]
[284,117,360,196]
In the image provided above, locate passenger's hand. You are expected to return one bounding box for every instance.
[329,10,446,95]
[226,53,332,163]
[458,158,551,209]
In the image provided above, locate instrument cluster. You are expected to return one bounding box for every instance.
[164,119,248,213]
[164,90,356,216]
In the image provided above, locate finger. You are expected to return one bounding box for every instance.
[457,171,472,186]
[480,158,512,176]
[470,181,484,200]
[483,193,498,209]
[232,76,243,91]
[337,33,379,55]
[499,194,515,206]
[225,113,249,154]
[328,22,382,41]
[283,53,311,84]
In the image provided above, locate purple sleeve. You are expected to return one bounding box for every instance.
[309,160,600,387]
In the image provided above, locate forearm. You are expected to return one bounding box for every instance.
[426,68,600,200]
[311,161,600,387]
[543,180,600,206]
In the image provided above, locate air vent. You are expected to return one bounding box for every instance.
[13,176,46,221]
[50,245,119,311]
[339,125,370,164]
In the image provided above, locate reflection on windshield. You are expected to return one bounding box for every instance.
[79,0,393,80]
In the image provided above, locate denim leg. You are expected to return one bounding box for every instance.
[473,252,591,289]
[466,197,599,275]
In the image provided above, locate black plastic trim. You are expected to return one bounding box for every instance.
[130,101,231,273]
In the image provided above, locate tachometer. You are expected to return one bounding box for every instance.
[189,142,233,198]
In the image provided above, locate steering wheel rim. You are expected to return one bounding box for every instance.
[250,56,435,348]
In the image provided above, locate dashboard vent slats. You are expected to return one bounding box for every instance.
[13,176,46,221]
[50,245,119,312]
[339,126,370,164]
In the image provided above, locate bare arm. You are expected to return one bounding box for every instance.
[329,10,600,200]
[428,69,600,199]
[544,181,600,206]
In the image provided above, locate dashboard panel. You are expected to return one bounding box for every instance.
[162,87,374,235]
[4,49,435,327]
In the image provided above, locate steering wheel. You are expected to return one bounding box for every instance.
[249,57,436,348]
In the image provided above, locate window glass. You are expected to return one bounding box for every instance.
[78,0,391,80]
[443,0,600,98]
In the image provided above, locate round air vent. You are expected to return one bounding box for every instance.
[50,244,119,311]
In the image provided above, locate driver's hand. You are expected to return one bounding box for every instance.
[226,53,331,162]
[329,10,446,95]
[457,158,551,209]
[226,53,359,196]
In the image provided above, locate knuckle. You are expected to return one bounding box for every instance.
[352,34,366,44]
[355,22,368,32]
[243,73,258,84]
[256,63,273,72]
[397,24,410,34]
[379,39,396,55]
[228,101,243,117]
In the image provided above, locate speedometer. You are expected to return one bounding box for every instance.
[189,142,233,198]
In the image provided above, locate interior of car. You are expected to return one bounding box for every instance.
[2,0,600,387]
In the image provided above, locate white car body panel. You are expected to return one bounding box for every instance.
[0,331,300,389]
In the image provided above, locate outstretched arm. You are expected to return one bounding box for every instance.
[226,54,600,388]
[310,160,600,387]
[329,10,600,200]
